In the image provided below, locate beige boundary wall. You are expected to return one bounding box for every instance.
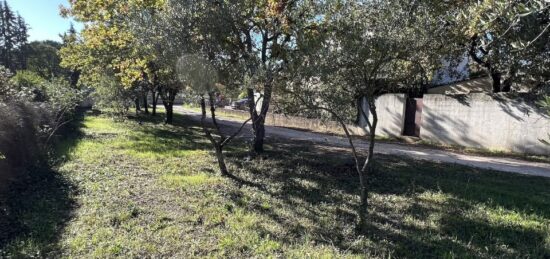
[214,92,549,156]
[421,93,550,155]
[216,108,366,136]
[216,93,407,137]
[359,94,407,137]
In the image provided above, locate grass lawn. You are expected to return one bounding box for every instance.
[1,110,550,258]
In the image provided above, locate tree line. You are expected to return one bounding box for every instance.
[59,0,549,232]
[0,0,28,71]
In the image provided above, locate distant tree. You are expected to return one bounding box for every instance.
[127,2,193,123]
[25,41,67,79]
[0,1,29,71]
[60,24,80,87]
[13,13,28,69]
[0,0,17,70]
[60,0,179,122]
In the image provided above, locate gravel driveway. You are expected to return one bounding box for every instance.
[176,107,550,178]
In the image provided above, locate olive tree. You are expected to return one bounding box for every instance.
[177,55,252,176]
[436,0,550,92]
[160,0,319,153]
[283,0,441,231]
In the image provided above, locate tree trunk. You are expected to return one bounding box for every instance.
[358,101,378,233]
[143,91,149,114]
[200,96,230,176]
[355,97,362,124]
[214,146,229,176]
[160,87,177,124]
[152,90,158,116]
[135,98,141,114]
[70,70,80,88]
[164,103,173,124]
[249,80,272,153]
[491,72,502,93]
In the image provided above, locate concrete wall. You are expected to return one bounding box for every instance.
[150,93,186,105]
[215,108,366,136]
[421,93,550,155]
[359,94,407,137]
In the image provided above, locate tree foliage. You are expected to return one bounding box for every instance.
[0,0,29,71]
[435,0,550,92]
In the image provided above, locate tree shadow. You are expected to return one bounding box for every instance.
[0,110,89,256]
[222,141,550,257]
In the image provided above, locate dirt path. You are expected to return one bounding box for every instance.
[176,107,550,178]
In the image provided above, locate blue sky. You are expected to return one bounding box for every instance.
[8,0,82,42]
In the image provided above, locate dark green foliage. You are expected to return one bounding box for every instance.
[26,41,69,79]
[0,0,29,71]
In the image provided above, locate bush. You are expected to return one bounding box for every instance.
[0,101,50,195]
[92,75,132,119]
[0,66,13,98]
[10,70,47,102]
[0,66,82,195]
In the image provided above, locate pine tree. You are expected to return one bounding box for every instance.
[0,1,6,68]
[0,0,17,70]
[14,13,28,69]
[61,23,80,87]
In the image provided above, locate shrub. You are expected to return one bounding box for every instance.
[0,66,82,195]
[0,66,13,98]
[92,75,132,119]
[0,101,49,194]
[10,70,48,102]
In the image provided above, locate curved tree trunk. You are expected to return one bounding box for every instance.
[200,96,230,176]
[358,100,377,232]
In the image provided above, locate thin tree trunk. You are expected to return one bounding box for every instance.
[200,96,230,176]
[143,91,149,114]
[152,90,158,116]
[164,103,173,124]
[469,35,503,93]
[214,146,229,175]
[135,98,141,114]
[357,99,378,232]
[250,80,272,153]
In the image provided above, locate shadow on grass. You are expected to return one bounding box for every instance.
[48,109,548,257]
[144,109,550,257]
[223,142,550,258]
[0,110,89,256]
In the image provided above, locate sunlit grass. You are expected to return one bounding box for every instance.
[2,110,550,258]
[161,173,222,188]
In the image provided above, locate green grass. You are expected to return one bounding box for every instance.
[1,110,550,258]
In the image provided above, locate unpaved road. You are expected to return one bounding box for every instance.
[175,107,550,178]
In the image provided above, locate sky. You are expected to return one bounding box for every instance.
[8,0,83,42]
